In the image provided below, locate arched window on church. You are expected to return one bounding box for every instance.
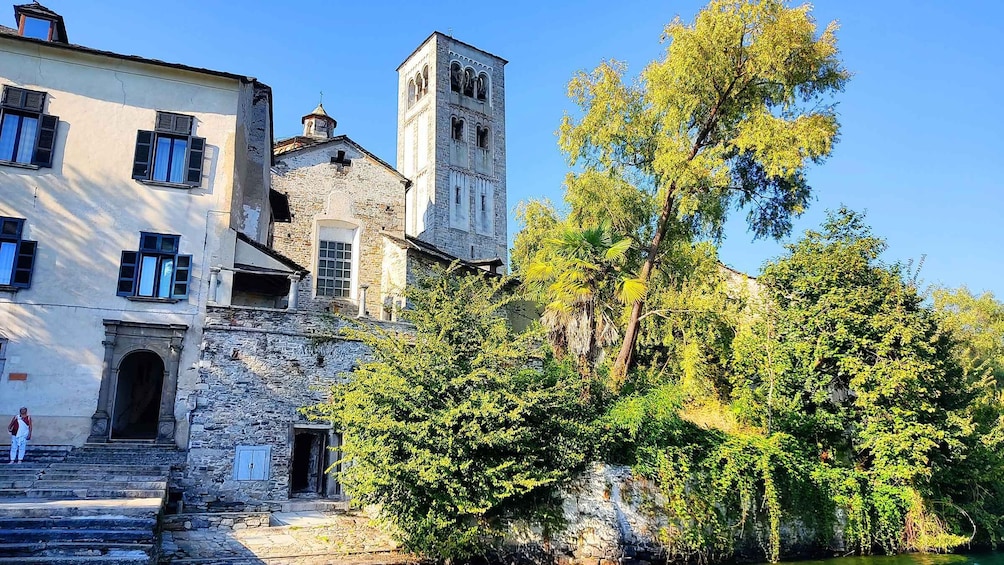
[450,62,462,93]
[463,67,476,97]
[451,117,465,141]
[422,65,430,96]
[407,79,416,107]
[415,72,424,101]
[455,185,461,205]
[476,125,489,149]
[476,73,488,101]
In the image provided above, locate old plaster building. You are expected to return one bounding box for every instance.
[0,2,296,450]
[0,0,511,515]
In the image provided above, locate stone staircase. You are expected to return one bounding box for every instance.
[0,442,184,564]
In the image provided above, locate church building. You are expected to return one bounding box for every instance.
[180,33,510,508]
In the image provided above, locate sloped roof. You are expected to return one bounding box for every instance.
[382,232,503,276]
[0,18,256,83]
[274,134,409,184]
[235,231,307,274]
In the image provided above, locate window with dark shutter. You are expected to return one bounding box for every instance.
[0,86,58,168]
[118,234,190,300]
[136,112,204,187]
[132,131,154,179]
[1,87,45,111]
[11,240,36,288]
[172,255,192,297]
[0,217,36,290]
[32,114,59,167]
[186,137,205,186]
[155,112,192,135]
[116,251,139,296]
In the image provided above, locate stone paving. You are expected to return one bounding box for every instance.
[160,511,421,564]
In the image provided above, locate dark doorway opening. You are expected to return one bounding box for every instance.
[111,351,164,440]
[291,429,327,497]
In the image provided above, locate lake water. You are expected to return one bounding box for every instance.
[768,554,1004,565]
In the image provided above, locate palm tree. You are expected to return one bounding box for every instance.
[523,223,644,375]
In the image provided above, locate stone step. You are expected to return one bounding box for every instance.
[82,442,177,449]
[0,480,33,489]
[33,480,167,490]
[47,463,170,474]
[0,463,47,475]
[0,541,153,558]
[40,473,167,482]
[0,528,154,543]
[0,515,157,530]
[0,556,150,564]
[0,497,163,519]
[16,488,165,499]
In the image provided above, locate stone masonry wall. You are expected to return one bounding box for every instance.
[181,305,409,510]
[271,140,407,316]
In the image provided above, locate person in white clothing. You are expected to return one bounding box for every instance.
[7,407,31,464]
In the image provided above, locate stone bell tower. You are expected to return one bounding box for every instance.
[396,33,507,267]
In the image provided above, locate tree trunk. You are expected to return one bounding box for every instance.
[612,185,677,385]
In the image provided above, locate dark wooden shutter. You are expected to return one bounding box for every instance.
[186,137,205,186]
[116,251,138,296]
[22,91,44,112]
[11,240,36,289]
[132,131,154,179]
[155,112,193,135]
[172,254,192,298]
[0,87,45,111]
[173,115,193,135]
[32,115,58,168]
[0,87,19,107]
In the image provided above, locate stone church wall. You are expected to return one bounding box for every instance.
[271,142,407,317]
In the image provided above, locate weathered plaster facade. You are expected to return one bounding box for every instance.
[0,14,279,447]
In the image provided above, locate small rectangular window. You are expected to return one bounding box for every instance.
[0,86,58,168]
[0,216,36,289]
[317,239,352,298]
[132,112,204,187]
[117,232,190,300]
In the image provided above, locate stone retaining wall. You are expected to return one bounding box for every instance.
[180,305,409,511]
[162,512,271,532]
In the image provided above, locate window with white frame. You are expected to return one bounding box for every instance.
[0,86,59,168]
[132,111,205,186]
[0,216,37,289]
[317,240,352,298]
[117,232,192,300]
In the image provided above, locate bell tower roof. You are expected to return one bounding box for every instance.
[301,102,336,140]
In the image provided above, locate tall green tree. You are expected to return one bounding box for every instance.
[731,209,976,552]
[309,267,593,562]
[558,0,849,381]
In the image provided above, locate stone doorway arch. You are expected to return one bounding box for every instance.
[88,320,187,444]
[111,350,165,440]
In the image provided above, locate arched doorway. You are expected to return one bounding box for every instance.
[111,351,165,440]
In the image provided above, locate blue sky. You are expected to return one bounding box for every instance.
[39,1,1004,296]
